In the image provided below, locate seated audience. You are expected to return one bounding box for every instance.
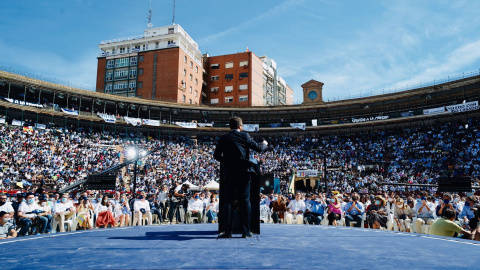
[430,208,473,238]
[285,193,306,224]
[327,195,342,226]
[95,195,116,228]
[344,193,364,227]
[133,192,152,226]
[186,193,203,223]
[0,211,16,239]
[205,194,219,223]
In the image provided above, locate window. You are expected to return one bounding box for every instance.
[189,86,192,93]
[139,55,144,62]
[190,61,193,68]
[225,86,233,93]
[106,60,114,69]
[211,64,219,69]
[239,95,248,102]
[189,99,192,104]
[239,84,248,90]
[210,98,219,104]
[115,58,129,68]
[195,66,198,73]
[211,87,219,93]
[168,27,174,34]
[105,84,113,91]
[155,42,159,49]
[129,81,136,90]
[195,90,198,97]
[239,60,249,67]
[239,72,248,79]
[138,68,143,75]
[137,82,143,89]
[114,82,128,90]
[112,49,115,55]
[225,74,233,80]
[130,56,137,66]
[106,71,113,81]
[195,79,198,85]
[184,69,187,76]
[211,76,219,81]
[114,69,129,79]
[225,97,233,103]
[130,68,137,78]
[190,74,193,81]
[120,47,125,53]
[134,45,140,52]
[225,62,234,68]
[142,44,147,51]
[183,95,186,103]
[184,56,187,63]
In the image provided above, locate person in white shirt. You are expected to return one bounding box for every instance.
[157,185,169,222]
[206,194,219,223]
[37,194,53,234]
[95,195,116,228]
[0,194,14,216]
[186,193,204,223]
[285,193,306,224]
[54,194,76,232]
[133,192,152,226]
[18,192,44,236]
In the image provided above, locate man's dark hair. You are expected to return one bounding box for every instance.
[0,211,7,218]
[229,117,243,130]
[442,207,456,219]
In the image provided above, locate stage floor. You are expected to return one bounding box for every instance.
[1,223,479,269]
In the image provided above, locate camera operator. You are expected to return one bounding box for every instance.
[171,184,191,224]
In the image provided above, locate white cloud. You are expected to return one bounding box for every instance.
[197,0,305,45]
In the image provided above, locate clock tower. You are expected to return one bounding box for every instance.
[302,80,324,104]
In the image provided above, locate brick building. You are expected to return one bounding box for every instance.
[206,52,294,106]
[95,24,204,105]
[96,25,294,107]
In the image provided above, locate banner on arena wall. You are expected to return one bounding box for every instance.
[243,124,259,132]
[400,111,414,117]
[290,123,306,130]
[296,170,318,178]
[97,113,116,124]
[12,120,24,126]
[446,101,479,113]
[61,108,79,116]
[35,123,46,129]
[124,117,142,126]
[197,123,214,127]
[3,97,44,108]
[23,126,33,133]
[175,122,197,129]
[312,119,318,126]
[0,118,5,124]
[269,123,282,128]
[351,116,389,123]
[423,106,446,115]
[142,119,160,127]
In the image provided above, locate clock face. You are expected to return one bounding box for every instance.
[308,91,317,100]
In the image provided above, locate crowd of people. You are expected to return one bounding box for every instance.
[1,116,480,240]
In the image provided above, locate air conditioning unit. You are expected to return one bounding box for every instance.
[243,65,248,68]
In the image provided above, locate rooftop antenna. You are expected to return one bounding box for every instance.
[147,0,153,28]
[172,0,176,25]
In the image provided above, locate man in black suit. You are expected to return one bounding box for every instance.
[214,117,268,238]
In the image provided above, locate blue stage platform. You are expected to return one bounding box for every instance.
[1,224,479,269]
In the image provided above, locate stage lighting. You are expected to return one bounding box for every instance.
[126,148,137,159]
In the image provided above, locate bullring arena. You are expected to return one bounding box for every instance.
[0,70,480,269]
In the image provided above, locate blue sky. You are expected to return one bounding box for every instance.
[1,0,479,104]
